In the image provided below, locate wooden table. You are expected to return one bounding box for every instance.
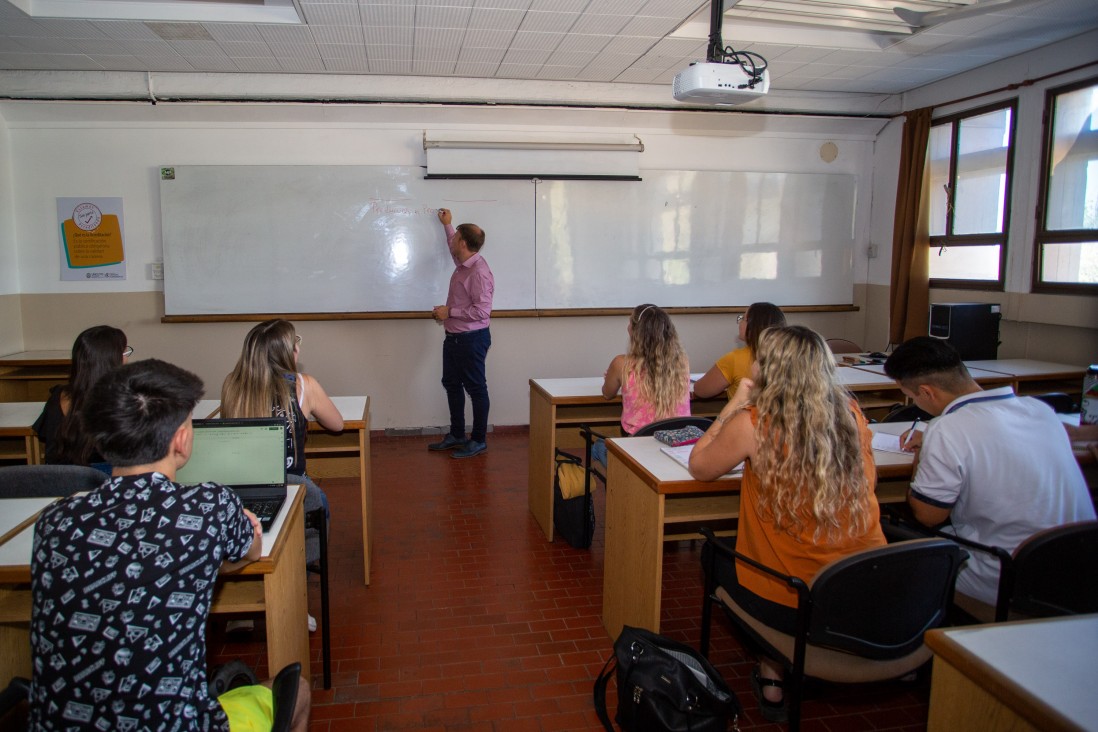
[601,424,915,638]
[0,402,45,465]
[965,359,1087,396]
[528,376,727,542]
[0,351,69,403]
[925,615,1098,732]
[196,396,374,585]
[0,485,310,682]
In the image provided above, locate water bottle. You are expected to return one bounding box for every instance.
[1083,365,1098,425]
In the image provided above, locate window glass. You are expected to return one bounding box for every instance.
[953,108,1011,235]
[927,124,952,238]
[1039,241,1098,284]
[930,244,1001,282]
[1045,85,1098,231]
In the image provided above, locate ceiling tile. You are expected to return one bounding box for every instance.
[366,43,411,61]
[203,25,266,43]
[363,26,413,45]
[458,46,505,64]
[416,5,473,28]
[518,11,579,33]
[324,57,370,72]
[496,62,544,77]
[231,56,283,71]
[452,61,498,76]
[501,47,550,64]
[309,25,363,45]
[301,4,362,26]
[570,14,631,35]
[318,43,367,60]
[554,34,614,53]
[360,4,414,26]
[220,42,274,58]
[618,15,681,37]
[510,30,565,50]
[277,57,327,72]
[461,29,518,48]
[468,8,525,31]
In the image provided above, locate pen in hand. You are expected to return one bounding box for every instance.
[902,418,919,450]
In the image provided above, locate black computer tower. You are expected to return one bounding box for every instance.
[928,303,1001,360]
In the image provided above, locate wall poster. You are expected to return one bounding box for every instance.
[56,197,127,281]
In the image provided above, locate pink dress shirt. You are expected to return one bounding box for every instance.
[443,223,495,333]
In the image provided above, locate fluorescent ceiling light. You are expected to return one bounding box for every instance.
[5,0,303,24]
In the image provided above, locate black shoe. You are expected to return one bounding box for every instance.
[452,440,487,458]
[428,434,465,451]
[750,667,788,723]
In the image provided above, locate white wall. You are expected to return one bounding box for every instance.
[0,102,883,430]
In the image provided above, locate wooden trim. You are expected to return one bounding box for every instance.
[162,304,858,323]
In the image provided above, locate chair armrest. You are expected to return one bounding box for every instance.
[699,527,807,593]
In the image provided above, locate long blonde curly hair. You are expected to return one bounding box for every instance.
[625,304,689,420]
[750,325,873,543]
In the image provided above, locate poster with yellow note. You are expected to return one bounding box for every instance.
[57,197,127,281]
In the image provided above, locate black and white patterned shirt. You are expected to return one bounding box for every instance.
[29,472,254,731]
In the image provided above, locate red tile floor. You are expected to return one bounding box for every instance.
[209,429,931,731]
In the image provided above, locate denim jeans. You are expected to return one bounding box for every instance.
[442,327,491,443]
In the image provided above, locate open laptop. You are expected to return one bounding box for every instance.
[176,417,288,532]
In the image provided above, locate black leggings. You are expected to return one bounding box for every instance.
[707,543,799,635]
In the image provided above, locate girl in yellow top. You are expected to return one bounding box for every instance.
[689,325,884,722]
[693,302,785,400]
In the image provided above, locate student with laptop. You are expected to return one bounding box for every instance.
[883,337,1094,609]
[29,359,310,731]
[221,319,343,565]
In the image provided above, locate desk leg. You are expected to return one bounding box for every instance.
[359,417,372,586]
[0,587,31,682]
[602,453,663,639]
[528,389,554,541]
[263,501,310,680]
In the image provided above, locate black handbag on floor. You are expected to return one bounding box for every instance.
[594,625,740,732]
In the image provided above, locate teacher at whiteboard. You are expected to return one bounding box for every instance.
[427,207,495,459]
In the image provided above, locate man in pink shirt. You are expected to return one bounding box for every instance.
[427,207,495,458]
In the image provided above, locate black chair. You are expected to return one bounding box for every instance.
[270,662,303,732]
[303,507,331,689]
[699,527,966,731]
[0,677,30,730]
[1031,392,1076,413]
[880,403,933,424]
[631,416,714,436]
[0,464,109,498]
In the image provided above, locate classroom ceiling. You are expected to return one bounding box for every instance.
[1,0,1097,106]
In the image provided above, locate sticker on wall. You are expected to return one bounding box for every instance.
[56,197,127,281]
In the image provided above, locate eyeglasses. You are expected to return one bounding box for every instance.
[736,315,745,323]
[122,346,134,358]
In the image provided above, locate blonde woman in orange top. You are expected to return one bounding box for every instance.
[689,324,884,722]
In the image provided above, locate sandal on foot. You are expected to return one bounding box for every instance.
[750,668,788,723]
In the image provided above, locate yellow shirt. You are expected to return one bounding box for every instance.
[713,346,753,400]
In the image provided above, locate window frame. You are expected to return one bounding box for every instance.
[1032,75,1098,295]
[927,100,1018,291]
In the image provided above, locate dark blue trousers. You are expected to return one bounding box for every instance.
[441,327,491,443]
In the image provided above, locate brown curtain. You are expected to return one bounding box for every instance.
[888,107,932,346]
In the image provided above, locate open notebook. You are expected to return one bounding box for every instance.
[660,444,744,477]
[176,418,287,532]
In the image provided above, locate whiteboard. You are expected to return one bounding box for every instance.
[161,166,536,315]
[534,171,856,308]
[160,166,856,316]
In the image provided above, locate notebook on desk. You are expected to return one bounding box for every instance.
[176,418,287,532]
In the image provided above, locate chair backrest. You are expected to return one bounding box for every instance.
[1029,392,1076,414]
[825,338,863,354]
[0,464,109,498]
[270,662,302,732]
[807,538,966,660]
[1009,520,1098,617]
[632,416,714,437]
[880,404,933,423]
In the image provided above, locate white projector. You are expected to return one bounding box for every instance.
[673,62,770,104]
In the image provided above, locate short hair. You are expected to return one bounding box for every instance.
[82,359,204,467]
[457,223,485,252]
[884,336,972,389]
[744,302,786,354]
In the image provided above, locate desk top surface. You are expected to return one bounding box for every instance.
[962,359,1087,378]
[534,372,899,399]
[850,362,1011,382]
[0,350,71,366]
[606,422,914,492]
[0,401,46,431]
[0,485,301,580]
[194,396,368,424]
[927,615,1098,730]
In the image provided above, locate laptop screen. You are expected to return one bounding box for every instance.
[177,418,287,489]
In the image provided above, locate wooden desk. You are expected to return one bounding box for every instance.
[195,396,374,585]
[0,402,45,465]
[0,351,69,403]
[0,485,310,682]
[925,615,1098,732]
[528,376,727,542]
[601,425,915,638]
[965,359,1087,397]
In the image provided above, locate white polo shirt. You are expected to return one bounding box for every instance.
[911,386,1095,605]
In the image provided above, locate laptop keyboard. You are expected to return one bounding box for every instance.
[243,499,281,530]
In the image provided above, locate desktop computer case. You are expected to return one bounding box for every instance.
[928,303,1001,360]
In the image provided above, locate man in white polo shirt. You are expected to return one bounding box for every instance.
[883,337,1094,606]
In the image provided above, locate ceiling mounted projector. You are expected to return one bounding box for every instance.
[673,62,770,104]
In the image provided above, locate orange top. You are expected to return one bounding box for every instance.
[735,403,885,607]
